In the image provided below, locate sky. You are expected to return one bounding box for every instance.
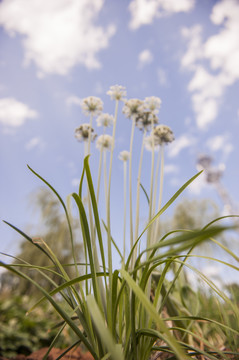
[0,0,239,282]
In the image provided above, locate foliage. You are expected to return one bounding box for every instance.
[1,187,82,297]
[1,87,239,359]
[0,293,72,358]
[160,198,221,231]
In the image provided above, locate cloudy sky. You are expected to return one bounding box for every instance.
[0,0,239,273]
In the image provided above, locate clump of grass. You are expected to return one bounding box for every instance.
[1,86,239,360]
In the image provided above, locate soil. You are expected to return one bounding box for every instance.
[0,347,94,360]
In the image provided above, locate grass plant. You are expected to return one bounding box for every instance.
[1,86,239,359]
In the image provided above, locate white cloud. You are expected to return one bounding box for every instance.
[0,0,116,76]
[0,97,38,128]
[129,0,195,29]
[25,137,45,151]
[66,95,82,107]
[181,0,239,129]
[181,25,203,70]
[157,67,168,86]
[187,171,208,195]
[164,164,179,174]
[138,49,153,68]
[72,178,80,187]
[206,134,233,158]
[202,265,221,278]
[168,134,195,157]
[94,82,104,94]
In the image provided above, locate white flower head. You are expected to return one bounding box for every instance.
[96,134,113,150]
[135,111,159,131]
[81,96,103,116]
[96,113,114,128]
[75,123,97,142]
[122,99,144,119]
[119,150,130,161]
[107,85,126,101]
[144,96,162,114]
[144,135,160,152]
[153,125,174,145]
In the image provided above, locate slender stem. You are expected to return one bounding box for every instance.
[103,150,108,209]
[146,123,155,250]
[152,147,161,219]
[133,129,146,263]
[106,100,119,309]
[129,117,136,253]
[154,144,165,243]
[96,147,103,204]
[85,116,100,287]
[87,114,93,155]
[151,147,161,239]
[123,160,127,266]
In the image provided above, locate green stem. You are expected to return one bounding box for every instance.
[133,129,146,264]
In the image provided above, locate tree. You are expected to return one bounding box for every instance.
[1,187,82,297]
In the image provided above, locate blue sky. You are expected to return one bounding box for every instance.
[0,0,239,280]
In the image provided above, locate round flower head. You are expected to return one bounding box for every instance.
[135,111,159,131]
[119,150,130,161]
[107,85,126,101]
[144,135,160,152]
[144,96,162,114]
[75,124,97,142]
[153,125,174,145]
[96,113,114,128]
[96,134,113,150]
[122,99,144,119]
[81,96,103,116]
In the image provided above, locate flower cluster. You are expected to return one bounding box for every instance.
[122,96,162,132]
[153,125,174,145]
[96,135,113,150]
[143,96,162,114]
[107,85,126,101]
[122,99,144,119]
[135,111,158,131]
[75,124,97,142]
[145,124,174,151]
[119,150,130,162]
[96,113,114,128]
[81,96,103,116]
[74,87,174,155]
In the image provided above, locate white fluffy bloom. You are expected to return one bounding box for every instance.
[153,125,174,145]
[144,96,162,114]
[81,96,103,116]
[144,125,174,151]
[96,134,113,150]
[144,135,160,152]
[119,150,130,161]
[135,111,158,131]
[75,123,97,142]
[96,113,114,127]
[107,85,126,101]
[122,99,144,119]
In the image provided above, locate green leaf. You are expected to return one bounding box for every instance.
[121,269,191,360]
[86,295,124,360]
